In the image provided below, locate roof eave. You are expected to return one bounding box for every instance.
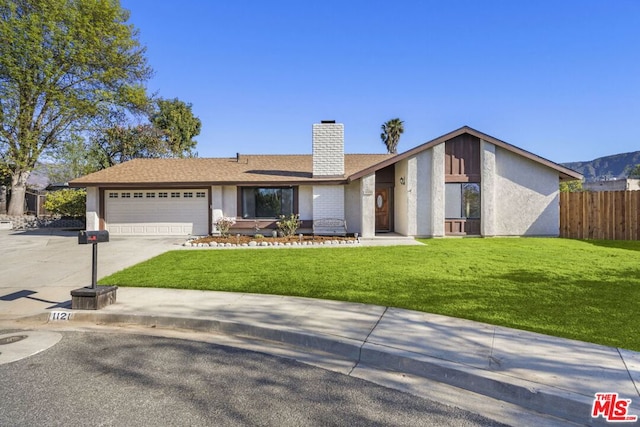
[68,178,351,188]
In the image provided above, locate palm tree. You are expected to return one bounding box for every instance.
[380,118,404,154]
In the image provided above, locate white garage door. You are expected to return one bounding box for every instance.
[105,190,209,236]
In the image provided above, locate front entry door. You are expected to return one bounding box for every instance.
[375,188,390,232]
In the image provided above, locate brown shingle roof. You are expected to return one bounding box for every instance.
[69,127,582,187]
[69,154,394,187]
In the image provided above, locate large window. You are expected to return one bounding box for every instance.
[241,187,294,218]
[445,183,480,219]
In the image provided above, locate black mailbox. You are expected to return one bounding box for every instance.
[78,230,110,244]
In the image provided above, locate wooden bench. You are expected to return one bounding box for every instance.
[313,218,347,236]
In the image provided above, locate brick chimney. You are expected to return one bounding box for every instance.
[312,121,344,177]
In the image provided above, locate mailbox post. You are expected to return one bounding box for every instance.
[71,230,117,310]
[77,231,109,289]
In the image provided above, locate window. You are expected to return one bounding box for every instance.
[171,192,180,198]
[146,192,155,198]
[196,192,206,198]
[241,187,294,218]
[133,192,143,198]
[184,192,193,198]
[121,192,131,198]
[158,192,168,198]
[108,193,118,198]
[445,183,480,219]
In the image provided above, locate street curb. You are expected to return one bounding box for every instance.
[35,311,603,426]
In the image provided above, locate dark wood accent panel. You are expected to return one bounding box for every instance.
[445,219,480,236]
[376,164,395,184]
[445,134,481,182]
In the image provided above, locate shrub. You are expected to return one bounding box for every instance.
[43,189,86,217]
[215,216,236,237]
[276,214,301,237]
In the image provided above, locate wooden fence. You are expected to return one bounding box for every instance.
[560,191,640,240]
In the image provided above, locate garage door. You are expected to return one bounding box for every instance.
[105,190,209,236]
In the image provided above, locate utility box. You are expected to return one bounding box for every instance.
[78,230,109,244]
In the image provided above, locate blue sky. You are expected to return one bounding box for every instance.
[121,0,640,163]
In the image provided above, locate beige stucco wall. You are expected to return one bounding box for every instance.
[360,173,376,237]
[85,187,99,231]
[480,140,497,236]
[210,185,237,217]
[344,181,361,234]
[394,159,409,235]
[395,146,443,238]
[494,147,560,236]
[429,144,445,237]
[222,186,237,217]
[415,149,435,236]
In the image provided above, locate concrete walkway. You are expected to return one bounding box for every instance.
[1,230,639,426]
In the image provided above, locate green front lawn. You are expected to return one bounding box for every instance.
[99,238,640,351]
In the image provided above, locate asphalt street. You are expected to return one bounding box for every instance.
[0,331,507,427]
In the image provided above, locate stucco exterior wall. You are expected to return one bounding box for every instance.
[298,185,313,221]
[495,147,559,236]
[430,144,445,237]
[85,187,99,231]
[394,159,409,235]
[360,174,376,238]
[413,150,433,236]
[398,147,441,238]
[210,185,238,219]
[480,140,497,236]
[222,185,237,217]
[344,181,361,234]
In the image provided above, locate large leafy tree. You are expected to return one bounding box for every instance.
[629,164,640,178]
[88,97,201,169]
[380,118,404,154]
[90,122,166,168]
[151,98,201,158]
[44,135,102,184]
[0,0,151,215]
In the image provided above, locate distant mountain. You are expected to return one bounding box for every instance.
[562,151,640,182]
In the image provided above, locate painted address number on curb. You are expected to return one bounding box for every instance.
[49,312,73,321]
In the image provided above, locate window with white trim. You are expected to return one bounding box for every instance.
[108,192,118,198]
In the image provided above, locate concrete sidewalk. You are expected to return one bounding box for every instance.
[8,287,638,426]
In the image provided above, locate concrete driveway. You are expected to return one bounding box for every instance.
[0,229,182,319]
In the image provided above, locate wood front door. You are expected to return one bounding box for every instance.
[375,188,390,232]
